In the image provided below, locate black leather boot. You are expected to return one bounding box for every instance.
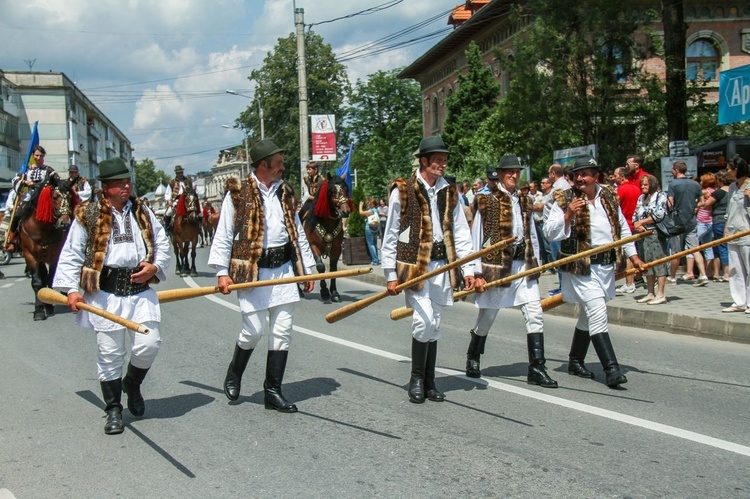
[100,379,124,435]
[568,328,595,379]
[424,341,445,402]
[591,332,628,388]
[264,350,297,413]
[465,330,487,378]
[408,338,429,403]
[122,363,149,417]
[527,333,558,388]
[224,344,253,401]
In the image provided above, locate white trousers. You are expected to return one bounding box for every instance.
[96,321,161,382]
[574,297,608,335]
[237,303,295,351]
[410,294,445,342]
[727,244,750,309]
[472,300,544,336]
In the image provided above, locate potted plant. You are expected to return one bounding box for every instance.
[342,186,372,265]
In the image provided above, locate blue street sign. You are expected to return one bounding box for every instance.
[718,64,750,125]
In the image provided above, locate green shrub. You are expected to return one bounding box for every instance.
[347,186,366,237]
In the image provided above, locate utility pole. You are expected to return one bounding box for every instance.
[295,5,309,193]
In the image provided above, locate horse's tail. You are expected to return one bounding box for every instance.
[313,181,330,219]
[36,186,55,224]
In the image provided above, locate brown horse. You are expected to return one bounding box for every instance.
[201,203,217,246]
[303,174,350,302]
[18,177,75,320]
[172,187,200,277]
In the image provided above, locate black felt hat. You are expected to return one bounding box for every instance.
[97,158,132,180]
[497,154,521,169]
[250,139,285,165]
[415,136,449,157]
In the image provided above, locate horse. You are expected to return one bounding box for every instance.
[302,174,350,302]
[171,187,201,277]
[201,203,217,246]
[18,176,75,320]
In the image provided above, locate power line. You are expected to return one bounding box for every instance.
[307,0,405,28]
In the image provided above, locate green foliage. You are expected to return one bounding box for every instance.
[345,68,422,199]
[443,42,502,178]
[134,158,169,197]
[238,31,350,191]
[347,186,367,237]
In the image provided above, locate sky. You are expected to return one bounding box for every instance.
[0,0,461,176]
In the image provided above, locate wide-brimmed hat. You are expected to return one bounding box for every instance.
[97,158,132,180]
[250,139,285,165]
[174,165,184,173]
[568,155,600,172]
[68,165,79,172]
[414,136,449,158]
[497,154,521,169]
[485,168,499,181]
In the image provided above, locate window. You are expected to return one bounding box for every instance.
[600,42,630,83]
[686,39,719,81]
[431,94,439,131]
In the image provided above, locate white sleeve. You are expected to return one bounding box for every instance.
[52,219,88,294]
[148,207,172,282]
[543,201,571,242]
[380,188,401,282]
[207,192,235,276]
[77,181,92,203]
[471,209,484,274]
[294,212,316,273]
[451,200,475,276]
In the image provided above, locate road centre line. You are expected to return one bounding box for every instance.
[182,276,750,458]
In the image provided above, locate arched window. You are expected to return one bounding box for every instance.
[686,39,719,81]
[431,94,439,131]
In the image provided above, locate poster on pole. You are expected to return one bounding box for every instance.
[311,114,337,162]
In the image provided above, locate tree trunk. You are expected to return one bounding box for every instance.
[662,0,689,143]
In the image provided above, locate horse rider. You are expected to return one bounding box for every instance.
[5,145,59,253]
[381,135,476,404]
[299,161,323,223]
[66,164,92,203]
[163,165,193,233]
[208,139,316,413]
[466,154,557,388]
[53,157,172,435]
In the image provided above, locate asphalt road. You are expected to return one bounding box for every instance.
[1,249,749,498]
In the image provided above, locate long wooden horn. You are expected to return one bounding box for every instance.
[157,267,373,303]
[540,228,750,311]
[37,288,150,334]
[325,237,516,324]
[391,231,651,321]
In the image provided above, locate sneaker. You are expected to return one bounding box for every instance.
[636,293,655,303]
[693,276,709,287]
[722,304,746,313]
[616,284,636,294]
[548,289,561,296]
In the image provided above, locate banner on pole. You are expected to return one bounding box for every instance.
[311,114,337,162]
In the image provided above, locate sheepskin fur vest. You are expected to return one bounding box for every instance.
[227,175,305,283]
[553,185,627,275]
[390,174,460,291]
[76,197,156,292]
[304,173,323,198]
[169,176,193,198]
[475,189,539,284]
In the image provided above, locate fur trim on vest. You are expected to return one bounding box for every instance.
[76,197,156,292]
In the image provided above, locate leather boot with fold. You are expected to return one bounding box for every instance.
[591,332,628,388]
[122,362,149,417]
[100,379,124,435]
[568,328,595,379]
[465,330,487,378]
[264,350,297,413]
[224,344,253,401]
[408,338,429,404]
[526,333,558,388]
[424,341,445,402]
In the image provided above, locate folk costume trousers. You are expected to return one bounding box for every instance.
[238,303,295,351]
[97,321,161,382]
[472,300,544,336]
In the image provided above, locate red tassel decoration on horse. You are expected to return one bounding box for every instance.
[176,194,187,217]
[313,181,330,219]
[35,186,55,224]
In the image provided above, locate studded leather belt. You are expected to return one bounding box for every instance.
[99,266,149,296]
[430,241,447,261]
[258,243,293,269]
[590,249,616,265]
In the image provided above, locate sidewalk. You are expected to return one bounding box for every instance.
[339,262,750,344]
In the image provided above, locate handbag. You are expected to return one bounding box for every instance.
[367,211,380,228]
[655,195,685,237]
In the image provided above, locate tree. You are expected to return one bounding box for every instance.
[347,185,367,237]
[237,31,350,192]
[662,0,689,145]
[346,69,422,199]
[442,42,502,179]
[134,158,169,197]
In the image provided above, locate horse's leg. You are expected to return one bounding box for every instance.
[190,240,198,277]
[315,254,330,301]
[31,262,47,321]
[180,241,189,277]
[173,240,182,275]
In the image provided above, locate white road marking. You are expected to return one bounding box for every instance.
[182,276,750,458]
[1,283,13,288]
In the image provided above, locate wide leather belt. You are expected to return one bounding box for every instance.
[258,243,293,269]
[590,249,616,265]
[430,241,447,261]
[512,241,526,261]
[99,266,149,296]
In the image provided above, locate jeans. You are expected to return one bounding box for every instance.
[696,221,714,260]
[365,226,379,264]
[712,221,728,264]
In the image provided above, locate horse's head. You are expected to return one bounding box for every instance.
[326,174,350,217]
[34,176,74,229]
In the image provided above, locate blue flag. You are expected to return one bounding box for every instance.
[336,143,353,195]
[19,121,40,175]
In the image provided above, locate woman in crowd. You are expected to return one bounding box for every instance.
[358,199,380,266]
[688,173,717,286]
[722,156,750,313]
[632,174,670,305]
[703,170,730,281]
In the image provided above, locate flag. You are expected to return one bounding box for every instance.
[19,121,39,175]
[336,143,353,195]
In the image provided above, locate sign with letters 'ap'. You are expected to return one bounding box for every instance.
[718,64,750,125]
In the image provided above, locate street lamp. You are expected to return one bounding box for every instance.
[226,90,264,140]
[222,124,250,179]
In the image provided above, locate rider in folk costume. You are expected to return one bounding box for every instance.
[299,161,323,222]
[66,164,92,203]
[53,158,172,435]
[467,154,557,388]
[381,136,476,404]
[544,155,645,388]
[6,145,60,252]
[164,164,193,232]
[208,139,316,413]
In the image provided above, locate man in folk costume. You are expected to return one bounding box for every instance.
[466,154,557,388]
[299,161,323,223]
[544,155,645,388]
[208,139,316,413]
[53,158,172,434]
[66,164,92,203]
[164,164,193,232]
[381,136,476,404]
